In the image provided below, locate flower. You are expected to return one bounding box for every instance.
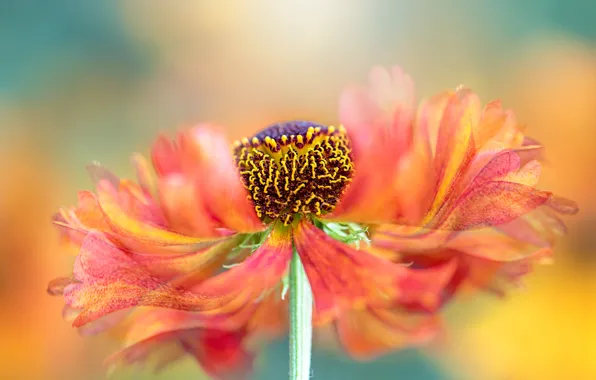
[48,65,577,372]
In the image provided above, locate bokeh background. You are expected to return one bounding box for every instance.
[1,1,595,379]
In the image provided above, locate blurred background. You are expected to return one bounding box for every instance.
[1,1,594,379]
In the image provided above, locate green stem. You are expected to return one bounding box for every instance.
[289,246,313,380]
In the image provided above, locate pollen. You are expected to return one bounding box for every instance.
[234,121,354,225]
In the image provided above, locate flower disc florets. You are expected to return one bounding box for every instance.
[234,121,354,225]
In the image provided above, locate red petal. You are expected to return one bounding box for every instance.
[189,329,253,380]
[437,181,552,231]
[293,220,456,323]
[107,312,253,380]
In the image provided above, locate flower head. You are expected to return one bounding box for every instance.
[233,121,353,225]
[48,65,577,373]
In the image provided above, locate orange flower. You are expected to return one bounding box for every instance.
[48,65,577,370]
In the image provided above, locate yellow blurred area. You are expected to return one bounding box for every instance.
[0,2,594,379]
[443,262,596,380]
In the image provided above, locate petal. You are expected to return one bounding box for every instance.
[86,161,119,187]
[454,248,553,296]
[131,153,157,196]
[417,90,452,154]
[497,200,576,247]
[189,225,292,318]
[245,289,288,338]
[392,133,434,223]
[545,195,579,215]
[178,126,264,233]
[116,179,166,226]
[52,191,110,247]
[293,220,456,323]
[424,145,566,231]
[107,315,253,380]
[96,179,222,252]
[151,134,182,176]
[425,89,479,223]
[466,148,543,189]
[446,229,541,262]
[76,308,133,337]
[472,100,512,149]
[47,277,73,296]
[65,232,242,327]
[332,66,417,223]
[74,191,111,229]
[157,173,216,237]
[131,237,240,282]
[336,307,441,359]
[371,224,453,253]
[436,181,553,231]
[184,329,253,380]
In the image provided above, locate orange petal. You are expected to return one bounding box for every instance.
[189,225,292,317]
[336,307,442,360]
[293,220,456,323]
[246,289,288,339]
[52,191,111,247]
[74,191,111,229]
[64,232,241,327]
[130,237,240,282]
[96,179,222,253]
[131,153,157,196]
[473,100,511,149]
[371,223,455,253]
[425,89,479,223]
[392,133,434,223]
[417,90,452,154]
[117,179,166,226]
[178,126,264,233]
[453,247,553,296]
[157,173,216,237]
[333,66,417,223]
[446,229,540,262]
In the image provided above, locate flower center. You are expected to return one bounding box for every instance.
[234,121,354,225]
